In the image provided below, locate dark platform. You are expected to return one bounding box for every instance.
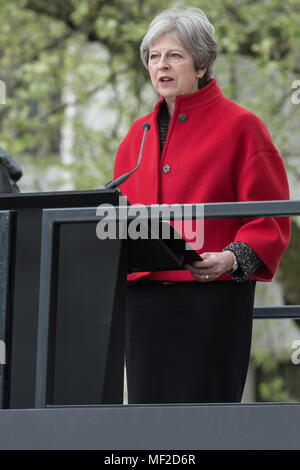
[0,403,299,450]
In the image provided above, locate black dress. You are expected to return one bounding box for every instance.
[126,279,256,403]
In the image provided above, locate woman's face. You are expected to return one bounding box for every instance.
[148,33,199,103]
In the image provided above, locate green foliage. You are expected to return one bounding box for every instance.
[1,0,299,189]
[277,218,300,306]
[259,375,293,402]
[252,350,300,402]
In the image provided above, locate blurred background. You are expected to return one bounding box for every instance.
[0,0,300,402]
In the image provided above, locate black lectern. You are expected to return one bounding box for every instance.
[0,190,118,408]
[0,190,198,409]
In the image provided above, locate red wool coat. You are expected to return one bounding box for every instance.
[113,79,291,283]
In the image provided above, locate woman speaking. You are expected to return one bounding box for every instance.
[113,8,291,404]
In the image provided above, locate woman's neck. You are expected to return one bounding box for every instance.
[165,99,175,117]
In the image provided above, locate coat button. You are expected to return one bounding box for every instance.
[163,164,171,174]
[178,113,188,122]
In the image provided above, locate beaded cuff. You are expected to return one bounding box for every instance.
[223,241,263,282]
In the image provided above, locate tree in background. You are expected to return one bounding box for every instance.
[0,0,299,188]
[0,0,173,188]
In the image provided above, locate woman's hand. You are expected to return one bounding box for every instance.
[185,251,233,282]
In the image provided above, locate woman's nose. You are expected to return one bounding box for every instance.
[158,56,169,69]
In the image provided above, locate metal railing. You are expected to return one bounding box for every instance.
[42,198,299,319]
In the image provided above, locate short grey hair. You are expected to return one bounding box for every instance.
[140,7,218,80]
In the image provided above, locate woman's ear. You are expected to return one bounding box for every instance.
[196,68,207,79]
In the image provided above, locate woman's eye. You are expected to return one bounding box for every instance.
[171,53,181,58]
[150,54,159,60]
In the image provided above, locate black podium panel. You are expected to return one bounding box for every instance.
[49,223,126,405]
[0,189,122,409]
[9,208,44,408]
[0,211,14,408]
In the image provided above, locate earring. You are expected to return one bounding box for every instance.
[196,71,203,79]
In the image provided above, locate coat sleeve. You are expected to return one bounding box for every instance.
[233,148,291,281]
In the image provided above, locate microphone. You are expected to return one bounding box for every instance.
[105,122,151,190]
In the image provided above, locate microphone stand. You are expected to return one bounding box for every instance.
[105,122,151,190]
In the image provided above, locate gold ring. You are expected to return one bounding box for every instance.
[205,274,209,281]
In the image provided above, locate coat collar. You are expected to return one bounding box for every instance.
[154,78,223,117]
